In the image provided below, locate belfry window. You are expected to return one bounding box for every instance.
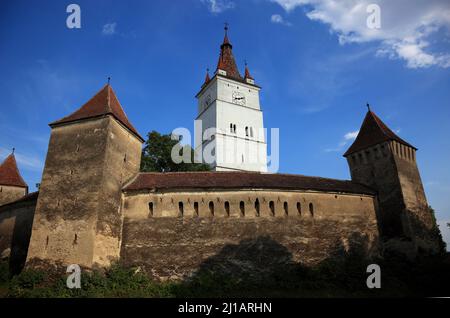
[297,202,301,216]
[284,202,288,216]
[245,127,249,137]
[250,127,254,138]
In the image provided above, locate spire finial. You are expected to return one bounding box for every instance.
[366,102,371,111]
[224,22,229,34]
[244,59,248,67]
[12,147,15,154]
[107,76,111,85]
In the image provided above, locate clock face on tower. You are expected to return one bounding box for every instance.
[232,91,246,106]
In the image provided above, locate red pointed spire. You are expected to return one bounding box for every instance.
[50,83,143,142]
[344,109,416,156]
[0,151,28,188]
[244,62,254,80]
[202,68,211,87]
[216,24,242,80]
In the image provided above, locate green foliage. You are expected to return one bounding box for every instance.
[1,254,449,298]
[140,130,211,172]
[429,205,447,253]
[0,260,9,284]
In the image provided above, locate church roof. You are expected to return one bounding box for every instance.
[124,171,375,195]
[50,84,144,142]
[0,153,28,188]
[216,28,243,81]
[344,110,416,157]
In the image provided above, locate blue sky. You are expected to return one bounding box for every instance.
[0,0,449,247]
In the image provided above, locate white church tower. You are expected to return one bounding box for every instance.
[195,26,268,172]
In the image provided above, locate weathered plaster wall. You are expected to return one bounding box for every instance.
[120,189,379,281]
[0,195,36,273]
[26,116,142,269]
[0,185,27,206]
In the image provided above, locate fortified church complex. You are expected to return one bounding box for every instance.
[0,28,443,279]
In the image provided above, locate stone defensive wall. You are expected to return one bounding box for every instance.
[120,172,380,281]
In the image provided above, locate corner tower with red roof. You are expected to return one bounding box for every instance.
[195,26,267,172]
[26,83,144,269]
[0,151,28,206]
[344,109,443,254]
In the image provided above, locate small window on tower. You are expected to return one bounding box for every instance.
[224,201,230,216]
[148,202,154,217]
[209,201,215,216]
[233,124,236,134]
[240,201,245,216]
[245,127,249,137]
[194,202,199,216]
[178,202,184,217]
[269,201,275,216]
[255,199,260,217]
[230,123,233,132]
[250,127,254,138]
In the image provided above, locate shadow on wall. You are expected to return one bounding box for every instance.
[9,211,34,275]
[174,233,375,297]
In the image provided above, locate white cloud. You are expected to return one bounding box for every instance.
[344,130,359,141]
[102,22,117,36]
[325,130,359,152]
[270,0,450,69]
[201,0,235,13]
[271,14,292,26]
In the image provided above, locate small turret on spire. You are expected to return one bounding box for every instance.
[202,68,211,87]
[366,102,371,111]
[244,61,254,80]
[244,61,255,84]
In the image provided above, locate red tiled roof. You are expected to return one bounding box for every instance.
[124,171,375,195]
[344,111,416,157]
[50,84,144,141]
[216,32,242,80]
[0,153,28,188]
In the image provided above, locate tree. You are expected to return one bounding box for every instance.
[140,131,211,172]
